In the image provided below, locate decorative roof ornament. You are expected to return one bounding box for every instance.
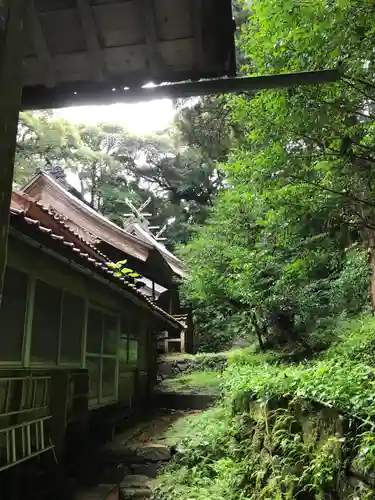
[123,198,167,242]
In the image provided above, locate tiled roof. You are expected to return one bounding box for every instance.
[9,207,183,330]
[33,200,109,262]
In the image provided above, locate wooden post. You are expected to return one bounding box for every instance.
[180,329,185,353]
[0,0,27,305]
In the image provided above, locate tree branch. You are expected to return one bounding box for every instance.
[287,173,375,209]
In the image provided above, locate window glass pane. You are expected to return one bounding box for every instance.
[87,308,102,354]
[86,356,100,401]
[103,314,118,355]
[60,292,85,364]
[118,336,129,374]
[0,267,28,362]
[128,339,138,365]
[101,358,117,399]
[31,280,61,364]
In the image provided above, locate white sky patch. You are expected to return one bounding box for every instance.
[54,98,175,136]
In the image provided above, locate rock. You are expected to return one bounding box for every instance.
[136,444,171,462]
[101,465,130,485]
[157,362,173,377]
[100,445,143,465]
[130,462,162,478]
[76,484,118,500]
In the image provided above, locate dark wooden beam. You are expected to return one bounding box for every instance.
[30,0,55,87]
[0,0,27,305]
[191,0,204,73]
[77,0,105,81]
[141,0,164,79]
[22,68,342,109]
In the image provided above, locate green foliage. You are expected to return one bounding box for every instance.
[156,313,375,499]
[329,247,371,315]
[180,0,375,351]
[190,304,251,353]
[15,107,226,248]
[106,259,140,279]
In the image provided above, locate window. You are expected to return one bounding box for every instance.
[31,281,62,364]
[31,281,85,367]
[87,308,102,353]
[60,292,85,364]
[0,267,28,363]
[86,307,119,406]
[103,314,118,355]
[129,339,138,365]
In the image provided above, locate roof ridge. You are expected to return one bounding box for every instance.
[32,172,153,249]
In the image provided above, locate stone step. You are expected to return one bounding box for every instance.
[120,475,153,499]
[99,443,172,466]
[155,391,217,410]
[75,484,119,500]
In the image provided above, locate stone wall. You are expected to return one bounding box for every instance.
[232,395,375,498]
[157,354,227,380]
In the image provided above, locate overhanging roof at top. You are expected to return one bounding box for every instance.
[21,0,236,109]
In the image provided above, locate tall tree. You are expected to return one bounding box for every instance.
[181,0,375,350]
[15,111,82,186]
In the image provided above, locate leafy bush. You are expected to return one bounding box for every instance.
[329,248,371,315]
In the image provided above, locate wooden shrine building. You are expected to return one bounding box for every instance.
[0,185,185,474]
[0,0,235,481]
[22,170,192,352]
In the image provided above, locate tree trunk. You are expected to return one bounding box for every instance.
[369,244,375,313]
[250,311,265,351]
[0,0,27,305]
[362,225,375,313]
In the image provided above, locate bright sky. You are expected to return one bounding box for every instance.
[55,98,175,136]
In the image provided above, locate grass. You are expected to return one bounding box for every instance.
[160,370,222,394]
[161,411,205,446]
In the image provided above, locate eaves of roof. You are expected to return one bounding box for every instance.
[9,207,183,331]
[12,191,109,262]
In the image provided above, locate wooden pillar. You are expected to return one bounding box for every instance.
[0,0,27,304]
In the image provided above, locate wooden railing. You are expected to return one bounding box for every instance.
[0,374,54,472]
[0,416,54,472]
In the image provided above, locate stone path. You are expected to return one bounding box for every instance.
[93,409,200,500]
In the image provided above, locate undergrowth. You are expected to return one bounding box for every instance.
[154,313,375,499]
